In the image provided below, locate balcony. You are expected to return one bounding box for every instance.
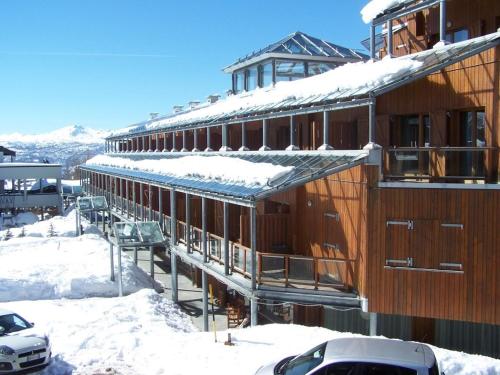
[384,146,496,183]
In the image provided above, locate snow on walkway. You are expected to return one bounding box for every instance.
[1,290,499,375]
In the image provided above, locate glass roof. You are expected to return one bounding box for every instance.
[77,196,109,211]
[113,222,165,246]
[82,151,368,205]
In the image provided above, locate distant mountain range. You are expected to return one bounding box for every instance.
[0,125,110,178]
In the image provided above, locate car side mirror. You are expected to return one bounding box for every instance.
[30,322,35,326]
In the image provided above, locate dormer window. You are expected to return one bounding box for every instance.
[275,60,306,82]
[259,62,273,88]
[245,67,258,91]
[234,71,244,94]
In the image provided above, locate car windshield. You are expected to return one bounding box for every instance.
[0,313,32,335]
[282,342,327,375]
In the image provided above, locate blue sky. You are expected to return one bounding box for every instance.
[0,0,370,133]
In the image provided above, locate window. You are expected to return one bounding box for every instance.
[307,62,337,76]
[416,11,425,37]
[284,342,326,375]
[245,67,258,91]
[233,71,244,94]
[275,60,306,82]
[258,62,273,87]
[312,362,417,375]
[446,28,469,43]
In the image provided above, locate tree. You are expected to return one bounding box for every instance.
[4,228,13,241]
[47,223,56,237]
[17,227,26,238]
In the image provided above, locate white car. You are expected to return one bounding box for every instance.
[0,308,51,373]
[255,337,442,375]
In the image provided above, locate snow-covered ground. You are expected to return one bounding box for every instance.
[0,212,499,374]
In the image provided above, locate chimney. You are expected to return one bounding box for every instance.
[188,100,201,110]
[173,105,184,114]
[149,112,159,120]
[207,94,221,104]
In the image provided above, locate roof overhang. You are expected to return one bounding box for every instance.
[81,151,368,207]
[371,0,440,26]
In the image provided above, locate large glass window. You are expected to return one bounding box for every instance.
[457,110,486,177]
[284,342,326,375]
[259,62,273,87]
[245,67,258,91]
[307,62,337,76]
[446,28,469,43]
[234,71,244,94]
[275,60,306,82]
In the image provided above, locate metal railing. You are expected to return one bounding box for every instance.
[384,147,492,181]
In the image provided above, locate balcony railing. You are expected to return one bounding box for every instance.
[384,147,494,182]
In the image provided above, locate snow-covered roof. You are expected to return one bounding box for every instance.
[223,31,368,73]
[83,151,367,205]
[108,31,500,140]
[361,0,413,24]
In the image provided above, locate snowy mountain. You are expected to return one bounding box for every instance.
[0,125,110,178]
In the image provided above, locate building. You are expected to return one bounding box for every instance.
[0,146,63,215]
[80,0,500,357]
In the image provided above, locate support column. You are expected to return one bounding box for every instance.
[125,180,130,217]
[363,97,381,150]
[185,193,191,253]
[181,131,188,152]
[219,124,232,152]
[440,0,447,43]
[202,270,209,331]
[259,119,271,151]
[285,115,299,151]
[140,183,144,220]
[250,206,257,291]
[171,132,178,152]
[205,127,213,152]
[202,197,208,262]
[387,20,393,56]
[170,188,178,303]
[117,245,123,296]
[142,136,147,152]
[56,178,63,214]
[251,297,258,327]
[155,133,160,152]
[223,202,230,275]
[162,132,168,152]
[318,111,333,150]
[158,188,163,231]
[109,241,115,281]
[239,122,249,151]
[192,129,199,152]
[148,184,153,220]
[369,312,378,336]
[132,181,137,221]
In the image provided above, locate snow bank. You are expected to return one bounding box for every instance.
[13,211,39,226]
[1,292,499,375]
[111,56,422,138]
[86,154,295,187]
[361,0,409,24]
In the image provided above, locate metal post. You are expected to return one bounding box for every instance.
[148,184,152,221]
[109,241,115,282]
[181,131,188,152]
[155,133,159,152]
[150,246,154,278]
[148,135,153,152]
[192,129,199,152]
[202,197,207,262]
[163,132,168,152]
[170,189,177,244]
[370,24,376,59]
[205,128,212,152]
[318,111,333,150]
[132,181,137,221]
[368,97,376,145]
[250,206,257,291]
[126,180,130,217]
[186,193,191,253]
[440,0,446,43]
[259,119,271,151]
[285,115,299,151]
[219,124,232,151]
[158,188,163,231]
[142,136,146,152]
[75,208,79,236]
[202,270,209,331]
[119,178,124,215]
[140,183,144,221]
[117,245,123,296]
[239,122,249,151]
[223,202,230,275]
[251,297,258,327]
[387,20,393,56]
[369,312,378,336]
[171,132,178,152]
